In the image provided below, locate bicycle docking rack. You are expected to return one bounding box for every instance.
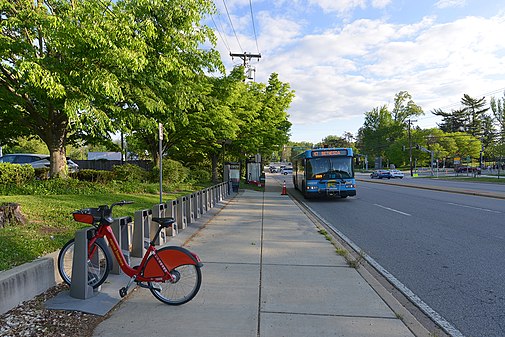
[152,203,168,245]
[132,209,151,258]
[207,187,215,209]
[186,194,195,224]
[165,199,178,237]
[194,191,202,219]
[201,188,208,214]
[111,216,132,275]
[70,227,98,300]
[176,196,188,230]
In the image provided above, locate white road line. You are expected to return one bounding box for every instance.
[302,203,464,337]
[373,203,412,216]
[447,202,502,214]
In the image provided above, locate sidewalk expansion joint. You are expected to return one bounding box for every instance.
[202,261,260,266]
[259,310,399,320]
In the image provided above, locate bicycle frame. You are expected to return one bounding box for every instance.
[88,222,201,283]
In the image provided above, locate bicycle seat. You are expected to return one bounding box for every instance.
[152,217,176,228]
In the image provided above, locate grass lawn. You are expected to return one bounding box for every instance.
[0,176,265,271]
[0,190,195,271]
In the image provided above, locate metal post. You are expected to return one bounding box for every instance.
[132,209,151,258]
[176,196,187,230]
[166,200,178,236]
[111,217,132,275]
[152,203,166,245]
[69,228,96,299]
[159,123,163,204]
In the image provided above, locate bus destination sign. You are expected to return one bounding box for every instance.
[312,150,348,157]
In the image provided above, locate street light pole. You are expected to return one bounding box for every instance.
[158,123,163,204]
[407,119,417,177]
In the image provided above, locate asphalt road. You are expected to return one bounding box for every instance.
[358,172,505,196]
[273,173,505,337]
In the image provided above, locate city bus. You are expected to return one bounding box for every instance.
[292,148,356,199]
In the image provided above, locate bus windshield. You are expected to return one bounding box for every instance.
[306,157,353,179]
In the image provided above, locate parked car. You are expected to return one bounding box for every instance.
[281,166,293,175]
[269,165,278,173]
[0,153,79,173]
[370,170,391,179]
[389,169,404,179]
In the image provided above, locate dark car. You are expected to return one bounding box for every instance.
[370,170,391,179]
[455,166,481,174]
[269,165,278,173]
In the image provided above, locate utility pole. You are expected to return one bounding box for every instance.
[230,52,261,80]
[407,119,417,177]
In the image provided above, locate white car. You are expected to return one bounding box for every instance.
[389,169,404,179]
[0,153,79,172]
[281,167,293,175]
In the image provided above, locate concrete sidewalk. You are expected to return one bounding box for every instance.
[92,182,416,337]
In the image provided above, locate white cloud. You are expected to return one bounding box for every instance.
[371,0,392,9]
[308,0,366,14]
[214,2,505,142]
[256,13,505,137]
[434,0,466,9]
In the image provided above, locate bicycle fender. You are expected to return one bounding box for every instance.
[143,246,202,278]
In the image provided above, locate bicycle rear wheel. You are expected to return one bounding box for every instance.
[148,262,202,305]
[57,238,111,289]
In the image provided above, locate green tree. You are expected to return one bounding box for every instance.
[392,91,424,123]
[357,105,395,162]
[451,132,481,159]
[317,135,352,148]
[227,73,293,167]
[432,108,467,133]
[490,92,505,142]
[461,94,490,137]
[0,0,221,178]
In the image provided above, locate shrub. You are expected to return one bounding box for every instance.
[0,163,35,185]
[0,177,101,195]
[34,167,50,180]
[112,164,149,182]
[187,168,211,183]
[152,159,189,186]
[76,169,114,183]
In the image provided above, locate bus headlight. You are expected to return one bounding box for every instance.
[306,186,318,190]
[345,183,355,189]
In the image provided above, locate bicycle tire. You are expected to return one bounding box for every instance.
[57,238,111,289]
[147,248,202,305]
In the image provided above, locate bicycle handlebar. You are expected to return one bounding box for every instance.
[73,201,134,225]
[110,200,134,209]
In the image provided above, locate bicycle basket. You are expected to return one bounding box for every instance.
[72,208,102,224]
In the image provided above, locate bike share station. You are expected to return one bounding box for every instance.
[45,181,234,315]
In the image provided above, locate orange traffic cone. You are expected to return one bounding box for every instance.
[281,180,287,195]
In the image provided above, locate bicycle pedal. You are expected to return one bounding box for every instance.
[119,287,128,298]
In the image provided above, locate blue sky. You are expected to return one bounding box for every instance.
[209,0,505,144]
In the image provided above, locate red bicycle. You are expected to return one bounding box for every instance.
[57,201,202,305]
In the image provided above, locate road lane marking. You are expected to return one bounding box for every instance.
[299,201,465,337]
[373,203,412,216]
[447,202,502,214]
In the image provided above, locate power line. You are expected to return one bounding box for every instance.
[249,0,260,54]
[434,87,505,112]
[210,13,231,52]
[222,0,243,52]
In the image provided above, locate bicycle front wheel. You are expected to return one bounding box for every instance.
[148,263,202,305]
[57,238,111,289]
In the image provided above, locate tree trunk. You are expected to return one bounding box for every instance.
[211,152,219,184]
[0,203,27,228]
[39,111,69,179]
